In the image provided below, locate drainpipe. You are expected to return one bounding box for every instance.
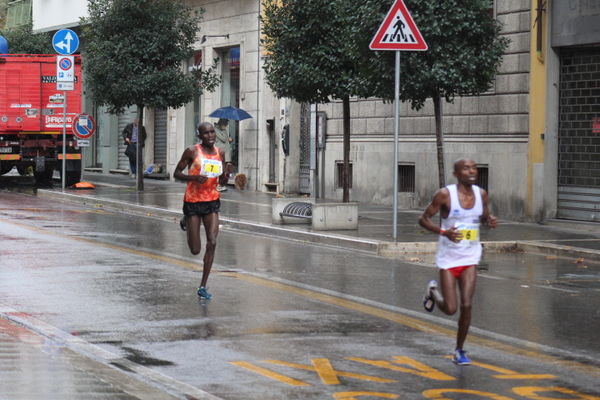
[255,0,262,191]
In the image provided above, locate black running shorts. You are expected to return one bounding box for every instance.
[183,199,221,217]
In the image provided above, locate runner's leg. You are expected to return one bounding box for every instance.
[435,269,458,316]
[199,212,219,288]
[456,266,477,350]
[186,215,202,255]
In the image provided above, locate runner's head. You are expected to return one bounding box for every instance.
[197,122,216,147]
[453,158,478,186]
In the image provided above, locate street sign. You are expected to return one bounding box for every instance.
[76,139,90,147]
[52,29,79,55]
[370,0,427,51]
[72,113,96,139]
[57,82,74,91]
[56,56,75,82]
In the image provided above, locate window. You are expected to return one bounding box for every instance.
[6,0,31,28]
[398,163,415,192]
[477,165,489,192]
[335,161,352,189]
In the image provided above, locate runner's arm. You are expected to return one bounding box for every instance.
[217,148,231,186]
[419,188,461,242]
[480,189,497,228]
[174,147,207,183]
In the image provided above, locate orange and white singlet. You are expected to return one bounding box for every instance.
[184,144,223,203]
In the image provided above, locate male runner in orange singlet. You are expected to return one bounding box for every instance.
[174,122,231,300]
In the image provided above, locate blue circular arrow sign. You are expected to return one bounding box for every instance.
[52,29,79,55]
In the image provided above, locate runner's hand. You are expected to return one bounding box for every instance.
[196,174,208,184]
[444,227,463,243]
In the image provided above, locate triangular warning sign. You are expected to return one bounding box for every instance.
[370,0,428,51]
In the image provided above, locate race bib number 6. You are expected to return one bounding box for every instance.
[456,223,479,243]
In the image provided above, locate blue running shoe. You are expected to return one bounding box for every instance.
[423,280,438,312]
[453,349,471,365]
[197,287,212,299]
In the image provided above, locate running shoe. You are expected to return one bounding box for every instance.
[423,280,438,312]
[453,349,471,365]
[180,217,186,231]
[197,287,212,300]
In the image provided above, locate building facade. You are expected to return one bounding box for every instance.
[27,0,599,222]
[535,0,600,222]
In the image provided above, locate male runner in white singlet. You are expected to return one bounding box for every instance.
[418,158,497,365]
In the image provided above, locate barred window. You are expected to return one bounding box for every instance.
[398,164,415,192]
[335,161,352,189]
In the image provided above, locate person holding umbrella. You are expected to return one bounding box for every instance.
[214,118,232,191]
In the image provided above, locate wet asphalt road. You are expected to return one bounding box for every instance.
[0,186,600,399]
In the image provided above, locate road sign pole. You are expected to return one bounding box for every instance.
[393,51,400,241]
[62,90,67,191]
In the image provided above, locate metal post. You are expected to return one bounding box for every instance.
[393,51,400,240]
[62,90,67,191]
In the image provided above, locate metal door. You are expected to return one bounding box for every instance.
[153,109,168,167]
[557,47,600,221]
[299,103,311,194]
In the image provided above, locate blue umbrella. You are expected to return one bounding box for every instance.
[209,106,252,121]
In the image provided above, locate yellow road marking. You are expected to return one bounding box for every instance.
[348,356,454,381]
[230,362,309,386]
[265,359,396,384]
[512,386,600,400]
[333,392,399,400]
[423,388,513,399]
[2,216,600,380]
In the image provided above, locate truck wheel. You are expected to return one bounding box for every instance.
[0,163,14,175]
[34,166,55,184]
[17,165,28,176]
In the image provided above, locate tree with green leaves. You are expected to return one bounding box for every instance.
[81,0,220,189]
[394,0,508,187]
[262,0,507,198]
[0,22,53,54]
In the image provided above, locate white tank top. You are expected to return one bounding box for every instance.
[436,184,483,269]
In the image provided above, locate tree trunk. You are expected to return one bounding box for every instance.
[433,93,445,188]
[136,105,144,191]
[342,95,350,203]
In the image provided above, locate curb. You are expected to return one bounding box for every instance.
[37,189,381,253]
[37,189,600,263]
[0,304,222,400]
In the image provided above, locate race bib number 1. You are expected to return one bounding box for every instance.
[201,159,222,178]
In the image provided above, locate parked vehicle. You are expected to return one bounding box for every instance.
[0,54,82,185]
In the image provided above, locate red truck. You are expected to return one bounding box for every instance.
[0,54,83,185]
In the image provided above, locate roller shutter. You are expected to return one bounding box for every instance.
[154,109,168,167]
[557,47,600,222]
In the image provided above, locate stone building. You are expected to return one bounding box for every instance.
[27,0,600,222]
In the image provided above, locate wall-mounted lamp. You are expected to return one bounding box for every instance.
[201,34,230,44]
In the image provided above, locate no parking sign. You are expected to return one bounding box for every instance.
[72,114,96,140]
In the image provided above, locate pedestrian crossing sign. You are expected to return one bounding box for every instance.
[370,0,427,51]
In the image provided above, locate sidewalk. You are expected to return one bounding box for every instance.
[39,172,600,262]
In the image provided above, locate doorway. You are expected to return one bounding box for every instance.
[219,46,240,168]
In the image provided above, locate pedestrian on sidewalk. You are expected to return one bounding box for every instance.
[174,122,231,300]
[418,158,497,365]
[122,118,147,178]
